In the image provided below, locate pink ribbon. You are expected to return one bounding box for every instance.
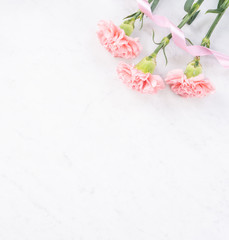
[137,0,229,68]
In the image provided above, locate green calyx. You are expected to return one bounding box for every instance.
[135,56,157,74]
[185,58,203,78]
[120,18,135,36]
[201,37,210,48]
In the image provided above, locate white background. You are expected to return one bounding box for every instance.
[0,0,229,239]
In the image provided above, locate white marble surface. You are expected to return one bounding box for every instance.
[0,0,229,239]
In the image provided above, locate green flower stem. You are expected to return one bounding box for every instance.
[201,5,229,47]
[205,13,225,39]
[192,0,229,67]
[134,11,143,20]
[148,0,204,59]
[194,56,201,66]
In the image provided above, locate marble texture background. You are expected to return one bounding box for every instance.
[0,0,229,239]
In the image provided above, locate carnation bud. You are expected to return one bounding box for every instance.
[120,19,135,36]
[184,58,203,79]
[135,56,157,74]
[201,37,210,48]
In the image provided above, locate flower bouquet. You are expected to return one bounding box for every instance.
[97,0,229,98]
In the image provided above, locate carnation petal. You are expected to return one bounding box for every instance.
[97,20,141,59]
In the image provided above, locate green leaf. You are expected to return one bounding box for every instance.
[152,30,160,45]
[185,38,194,45]
[148,0,153,3]
[139,14,144,29]
[162,47,168,66]
[184,0,194,12]
[150,0,160,13]
[124,11,141,20]
[206,9,222,14]
[124,12,138,20]
[187,10,200,24]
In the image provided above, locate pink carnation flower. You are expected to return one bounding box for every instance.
[97,20,141,59]
[165,69,215,97]
[117,62,165,94]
